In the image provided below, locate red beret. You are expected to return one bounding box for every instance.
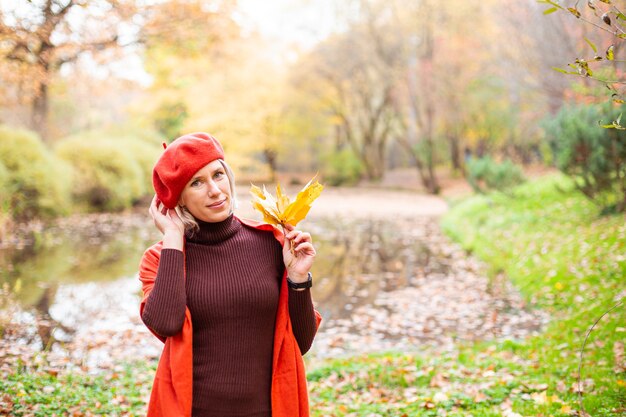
[153,132,225,208]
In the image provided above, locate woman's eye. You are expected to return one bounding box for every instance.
[214,171,225,179]
[191,179,201,187]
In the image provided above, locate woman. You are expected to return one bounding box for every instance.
[138,132,321,417]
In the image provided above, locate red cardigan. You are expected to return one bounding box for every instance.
[138,217,321,417]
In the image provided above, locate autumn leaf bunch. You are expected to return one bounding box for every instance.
[250,177,323,227]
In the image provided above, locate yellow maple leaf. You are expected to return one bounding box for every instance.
[250,176,324,227]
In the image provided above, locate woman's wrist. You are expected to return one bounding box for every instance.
[287,272,313,291]
[162,229,184,250]
[287,272,309,283]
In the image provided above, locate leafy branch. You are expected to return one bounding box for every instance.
[539,0,626,128]
[541,0,626,36]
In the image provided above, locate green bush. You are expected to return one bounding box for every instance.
[0,160,9,208]
[153,101,189,142]
[55,133,152,211]
[466,156,526,194]
[61,128,162,198]
[543,103,626,212]
[0,161,11,231]
[122,137,161,196]
[321,148,363,186]
[0,125,72,219]
[91,124,165,146]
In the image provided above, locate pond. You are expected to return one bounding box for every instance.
[0,209,546,373]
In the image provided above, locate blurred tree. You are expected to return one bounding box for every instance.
[153,101,189,142]
[278,81,330,177]
[393,0,441,193]
[498,1,579,115]
[538,0,626,128]
[257,114,279,183]
[297,0,505,191]
[141,21,320,180]
[299,5,403,182]
[0,0,136,140]
[433,0,499,173]
[141,0,238,87]
[433,0,575,165]
[460,78,516,158]
[139,0,263,156]
[390,0,499,191]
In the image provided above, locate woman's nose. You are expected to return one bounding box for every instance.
[207,180,220,196]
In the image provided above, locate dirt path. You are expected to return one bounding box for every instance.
[236,186,450,220]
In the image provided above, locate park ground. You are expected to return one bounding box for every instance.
[0,168,624,417]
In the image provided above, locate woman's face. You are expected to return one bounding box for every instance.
[179,160,232,223]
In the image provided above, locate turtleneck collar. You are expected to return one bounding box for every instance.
[185,214,241,245]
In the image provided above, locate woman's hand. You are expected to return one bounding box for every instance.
[149,195,184,250]
[282,224,316,284]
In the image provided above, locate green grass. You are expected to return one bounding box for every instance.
[308,350,528,416]
[0,360,154,416]
[439,174,626,416]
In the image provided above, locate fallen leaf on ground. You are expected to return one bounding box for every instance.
[433,392,449,403]
[614,341,625,373]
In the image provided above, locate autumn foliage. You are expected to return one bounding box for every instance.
[250,178,324,227]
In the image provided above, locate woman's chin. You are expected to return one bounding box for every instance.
[195,205,231,223]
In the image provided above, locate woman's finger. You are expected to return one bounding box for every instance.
[293,232,311,244]
[286,229,309,239]
[287,231,312,246]
[149,195,158,215]
[292,242,316,256]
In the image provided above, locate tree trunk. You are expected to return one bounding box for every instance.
[32,81,49,141]
[263,148,278,183]
[361,150,380,181]
[363,141,386,182]
[426,138,440,194]
[398,136,439,194]
[448,133,463,174]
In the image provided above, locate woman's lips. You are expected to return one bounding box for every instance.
[207,198,227,208]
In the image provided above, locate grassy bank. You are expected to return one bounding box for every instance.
[438,173,625,416]
[308,174,625,416]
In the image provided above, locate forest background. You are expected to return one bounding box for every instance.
[0,0,625,220]
[0,0,625,416]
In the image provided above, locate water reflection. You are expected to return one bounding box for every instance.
[0,213,544,370]
[0,214,158,357]
[0,216,157,308]
[0,215,436,356]
[2,216,436,313]
[309,217,444,321]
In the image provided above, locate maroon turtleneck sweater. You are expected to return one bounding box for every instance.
[141,215,318,417]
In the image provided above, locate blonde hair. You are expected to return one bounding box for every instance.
[175,159,238,235]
